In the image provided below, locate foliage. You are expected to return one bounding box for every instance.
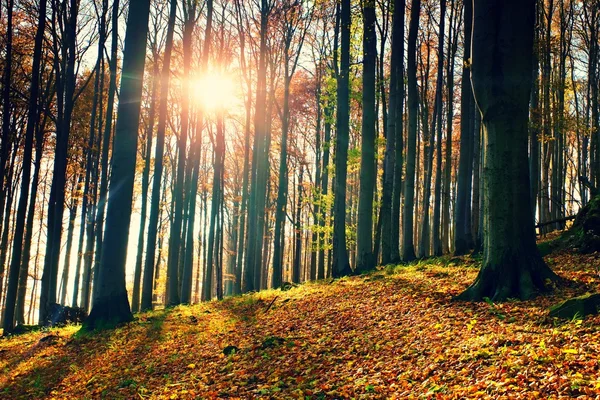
[2,253,600,398]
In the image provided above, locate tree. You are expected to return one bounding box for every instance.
[332,0,352,277]
[453,0,474,256]
[2,0,44,334]
[141,0,178,310]
[381,0,404,265]
[244,0,271,292]
[0,0,14,243]
[401,0,420,262]
[84,0,152,329]
[93,0,120,309]
[39,0,80,324]
[442,0,461,254]
[355,0,377,273]
[272,0,312,288]
[456,0,560,301]
[431,0,446,257]
[390,0,406,263]
[178,0,200,305]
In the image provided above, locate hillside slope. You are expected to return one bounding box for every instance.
[2,253,600,399]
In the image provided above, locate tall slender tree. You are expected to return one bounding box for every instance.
[332,0,352,277]
[453,0,474,256]
[2,0,44,334]
[141,0,178,310]
[401,0,420,262]
[40,0,80,324]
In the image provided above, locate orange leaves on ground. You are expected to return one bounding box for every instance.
[1,251,600,398]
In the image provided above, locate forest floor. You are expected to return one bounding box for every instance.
[2,245,600,399]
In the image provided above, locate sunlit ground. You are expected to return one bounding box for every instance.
[2,249,600,399]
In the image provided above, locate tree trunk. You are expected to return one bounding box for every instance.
[16,114,47,325]
[203,117,225,301]
[442,0,459,254]
[356,0,377,273]
[244,0,270,292]
[272,67,292,288]
[40,0,80,324]
[293,165,304,283]
[332,0,352,277]
[401,0,420,262]
[2,0,43,333]
[141,0,178,311]
[453,0,474,256]
[84,0,152,329]
[529,2,541,223]
[456,0,560,301]
[132,61,157,312]
[0,0,14,241]
[432,0,446,257]
[59,175,81,305]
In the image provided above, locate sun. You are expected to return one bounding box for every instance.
[191,71,236,113]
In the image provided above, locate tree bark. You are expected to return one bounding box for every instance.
[456,0,560,301]
[356,0,377,273]
[141,0,178,311]
[453,0,474,256]
[401,0,420,262]
[40,0,80,324]
[432,0,446,257]
[84,0,152,329]
[332,0,352,277]
[2,0,44,333]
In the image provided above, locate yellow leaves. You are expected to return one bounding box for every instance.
[466,319,477,331]
[4,252,600,398]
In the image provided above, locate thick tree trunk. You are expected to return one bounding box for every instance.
[456,0,560,301]
[356,0,377,273]
[84,0,151,329]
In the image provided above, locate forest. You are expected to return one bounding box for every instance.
[1,0,600,397]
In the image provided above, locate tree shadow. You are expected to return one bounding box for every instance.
[0,309,171,399]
